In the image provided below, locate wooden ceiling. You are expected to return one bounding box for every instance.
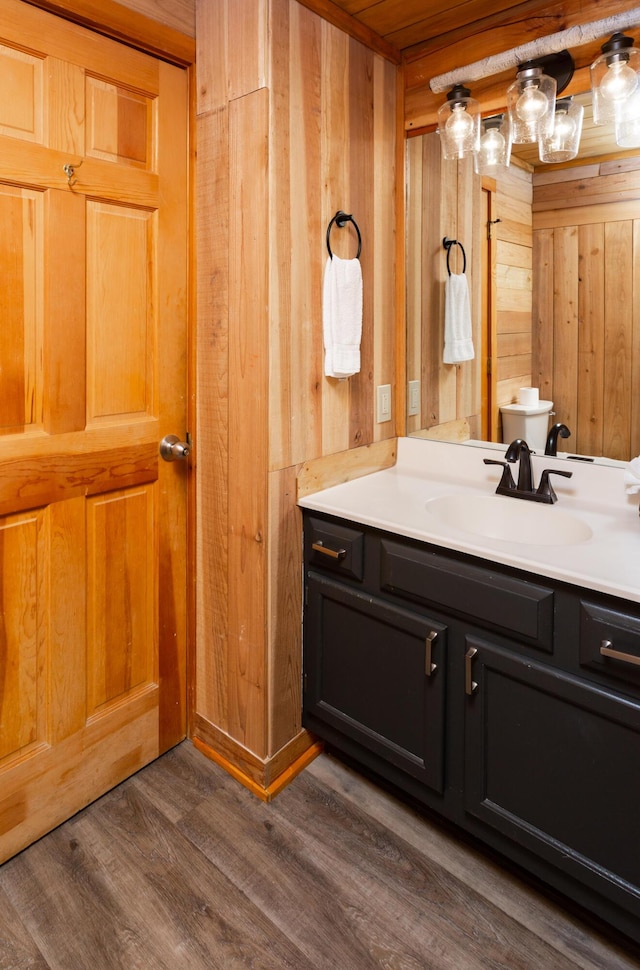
[322,0,640,60]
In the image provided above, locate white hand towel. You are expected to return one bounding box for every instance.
[624,455,640,493]
[323,254,363,378]
[443,272,474,364]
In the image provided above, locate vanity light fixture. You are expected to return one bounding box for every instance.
[591,32,640,126]
[539,97,584,163]
[474,114,512,175]
[437,84,481,160]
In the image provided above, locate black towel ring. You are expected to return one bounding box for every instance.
[443,237,466,276]
[326,210,362,260]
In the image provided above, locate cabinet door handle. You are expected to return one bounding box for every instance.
[465,646,478,695]
[425,630,438,676]
[600,639,640,667]
[311,540,346,561]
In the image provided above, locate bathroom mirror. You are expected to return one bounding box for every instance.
[405,92,640,464]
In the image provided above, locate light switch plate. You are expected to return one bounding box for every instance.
[377,384,391,423]
[408,380,420,416]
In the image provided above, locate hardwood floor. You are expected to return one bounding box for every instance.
[0,742,638,970]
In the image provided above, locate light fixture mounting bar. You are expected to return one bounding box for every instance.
[429,8,640,94]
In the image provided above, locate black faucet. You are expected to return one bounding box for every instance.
[484,438,573,504]
[545,422,571,456]
[505,438,533,491]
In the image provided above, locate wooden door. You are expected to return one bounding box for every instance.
[0,0,189,862]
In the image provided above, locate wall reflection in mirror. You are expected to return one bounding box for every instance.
[405,92,640,464]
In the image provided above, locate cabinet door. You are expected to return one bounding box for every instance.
[304,574,446,792]
[464,637,640,918]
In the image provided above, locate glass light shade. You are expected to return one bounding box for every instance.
[507,65,557,143]
[474,115,512,175]
[539,98,584,163]
[437,85,481,160]
[615,87,640,146]
[591,33,640,126]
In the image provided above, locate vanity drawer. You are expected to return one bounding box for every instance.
[306,515,364,581]
[579,600,640,693]
[380,539,554,652]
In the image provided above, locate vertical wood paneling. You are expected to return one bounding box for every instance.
[321,22,351,457]
[227,88,270,752]
[195,0,228,111]
[405,136,422,436]
[271,0,323,471]
[347,37,374,449]
[195,107,229,725]
[422,134,448,428]
[228,0,269,100]
[268,465,303,753]
[552,227,579,436]
[456,156,478,430]
[604,221,633,460]
[531,229,553,403]
[633,221,640,459]
[195,0,398,777]
[373,56,397,441]
[577,224,605,457]
[532,159,640,460]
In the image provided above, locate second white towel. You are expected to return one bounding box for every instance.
[443,272,474,364]
[323,254,363,378]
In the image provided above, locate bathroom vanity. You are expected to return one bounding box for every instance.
[299,438,640,946]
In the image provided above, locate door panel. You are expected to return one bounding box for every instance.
[0,0,188,862]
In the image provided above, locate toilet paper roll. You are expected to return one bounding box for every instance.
[518,387,539,407]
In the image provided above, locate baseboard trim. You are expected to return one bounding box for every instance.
[191,715,323,801]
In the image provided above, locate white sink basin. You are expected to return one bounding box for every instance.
[426,493,593,546]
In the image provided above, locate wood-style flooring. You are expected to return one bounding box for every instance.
[0,742,638,970]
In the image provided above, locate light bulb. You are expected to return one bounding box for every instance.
[600,59,638,102]
[445,103,474,141]
[553,110,576,141]
[516,83,549,124]
[480,128,505,166]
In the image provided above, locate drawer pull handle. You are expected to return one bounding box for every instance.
[600,639,640,667]
[312,540,346,561]
[425,630,438,676]
[465,646,478,696]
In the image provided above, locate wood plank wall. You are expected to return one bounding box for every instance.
[406,132,531,443]
[195,0,397,790]
[494,162,534,421]
[532,158,640,461]
[405,135,482,440]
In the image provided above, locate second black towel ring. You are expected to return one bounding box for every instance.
[327,210,362,260]
[443,237,466,275]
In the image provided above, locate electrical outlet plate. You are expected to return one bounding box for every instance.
[377,384,391,423]
[408,380,420,416]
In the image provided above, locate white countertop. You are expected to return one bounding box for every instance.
[298,437,640,604]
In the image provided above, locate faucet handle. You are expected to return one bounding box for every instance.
[537,468,572,504]
[484,458,516,491]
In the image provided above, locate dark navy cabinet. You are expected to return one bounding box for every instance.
[302,510,640,947]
